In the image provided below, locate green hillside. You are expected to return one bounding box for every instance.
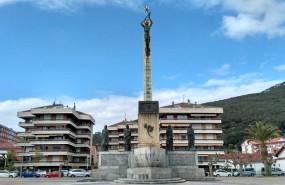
[204,82,285,148]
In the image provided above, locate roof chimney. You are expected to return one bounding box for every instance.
[172,101,174,106]
[187,99,190,104]
[73,103,76,110]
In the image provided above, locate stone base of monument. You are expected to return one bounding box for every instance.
[92,151,129,180]
[127,167,172,179]
[92,147,205,183]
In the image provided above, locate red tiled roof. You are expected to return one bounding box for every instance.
[275,146,285,157]
[268,137,285,143]
[219,153,262,162]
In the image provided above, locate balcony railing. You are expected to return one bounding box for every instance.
[160,117,221,120]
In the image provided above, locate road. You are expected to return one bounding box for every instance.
[1,176,285,185]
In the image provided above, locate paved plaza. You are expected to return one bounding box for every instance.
[1,177,285,185]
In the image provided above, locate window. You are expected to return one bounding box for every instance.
[177,115,187,120]
[56,114,63,120]
[166,115,174,120]
[44,114,51,120]
[181,135,186,140]
[53,145,61,151]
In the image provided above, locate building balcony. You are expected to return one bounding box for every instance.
[31,129,76,138]
[28,150,73,156]
[32,119,78,128]
[14,142,35,147]
[109,140,119,145]
[16,152,32,157]
[160,139,224,146]
[75,143,91,148]
[76,134,91,139]
[160,128,222,134]
[77,125,92,130]
[29,139,76,147]
[194,129,223,134]
[109,134,119,138]
[196,150,225,155]
[19,122,34,127]
[160,119,222,124]
[195,139,224,146]
[17,132,34,138]
[72,152,89,157]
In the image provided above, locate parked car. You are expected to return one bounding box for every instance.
[21,171,40,178]
[10,170,20,177]
[213,169,232,177]
[261,167,285,176]
[0,170,15,178]
[45,171,64,178]
[61,170,69,176]
[233,168,256,177]
[67,169,90,177]
[8,171,18,177]
[36,170,46,177]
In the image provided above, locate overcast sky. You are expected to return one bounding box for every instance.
[0,0,284,132]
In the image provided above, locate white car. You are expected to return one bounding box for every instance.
[61,170,69,176]
[0,170,15,178]
[67,169,90,177]
[36,170,47,177]
[213,169,232,177]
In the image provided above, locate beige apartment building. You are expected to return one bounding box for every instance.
[14,104,95,170]
[107,101,225,168]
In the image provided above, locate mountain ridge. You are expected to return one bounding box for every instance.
[203,81,285,148]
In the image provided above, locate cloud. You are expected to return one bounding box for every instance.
[274,64,285,71]
[213,64,230,75]
[221,0,285,39]
[164,0,285,39]
[1,76,282,133]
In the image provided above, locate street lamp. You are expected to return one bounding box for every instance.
[86,156,90,169]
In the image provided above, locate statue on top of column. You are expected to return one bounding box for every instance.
[141,6,153,57]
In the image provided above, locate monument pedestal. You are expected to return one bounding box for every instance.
[138,101,160,148]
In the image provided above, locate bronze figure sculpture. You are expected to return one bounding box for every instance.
[124,125,132,151]
[101,125,109,151]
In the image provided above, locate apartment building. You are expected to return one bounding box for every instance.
[14,104,95,170]
[0,124,17,143]
[108,120,138,151]
[107,101,225,167]
[159,101,224,167]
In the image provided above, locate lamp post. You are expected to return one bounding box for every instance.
[86,156,90,169]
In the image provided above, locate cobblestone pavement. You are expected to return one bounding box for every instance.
[1,176,285,185]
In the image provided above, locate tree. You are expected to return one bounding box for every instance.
[92,132,102,146]
[246,121,281,176]
[207,153,219,177]
[6,148,17,171]
[34,149,43,172]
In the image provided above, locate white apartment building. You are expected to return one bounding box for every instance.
[14,104,95,170]
[159,101,225,167]
[241,137,285,154]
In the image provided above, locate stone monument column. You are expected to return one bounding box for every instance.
[141,6,153,101]
[138,7,160,148]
